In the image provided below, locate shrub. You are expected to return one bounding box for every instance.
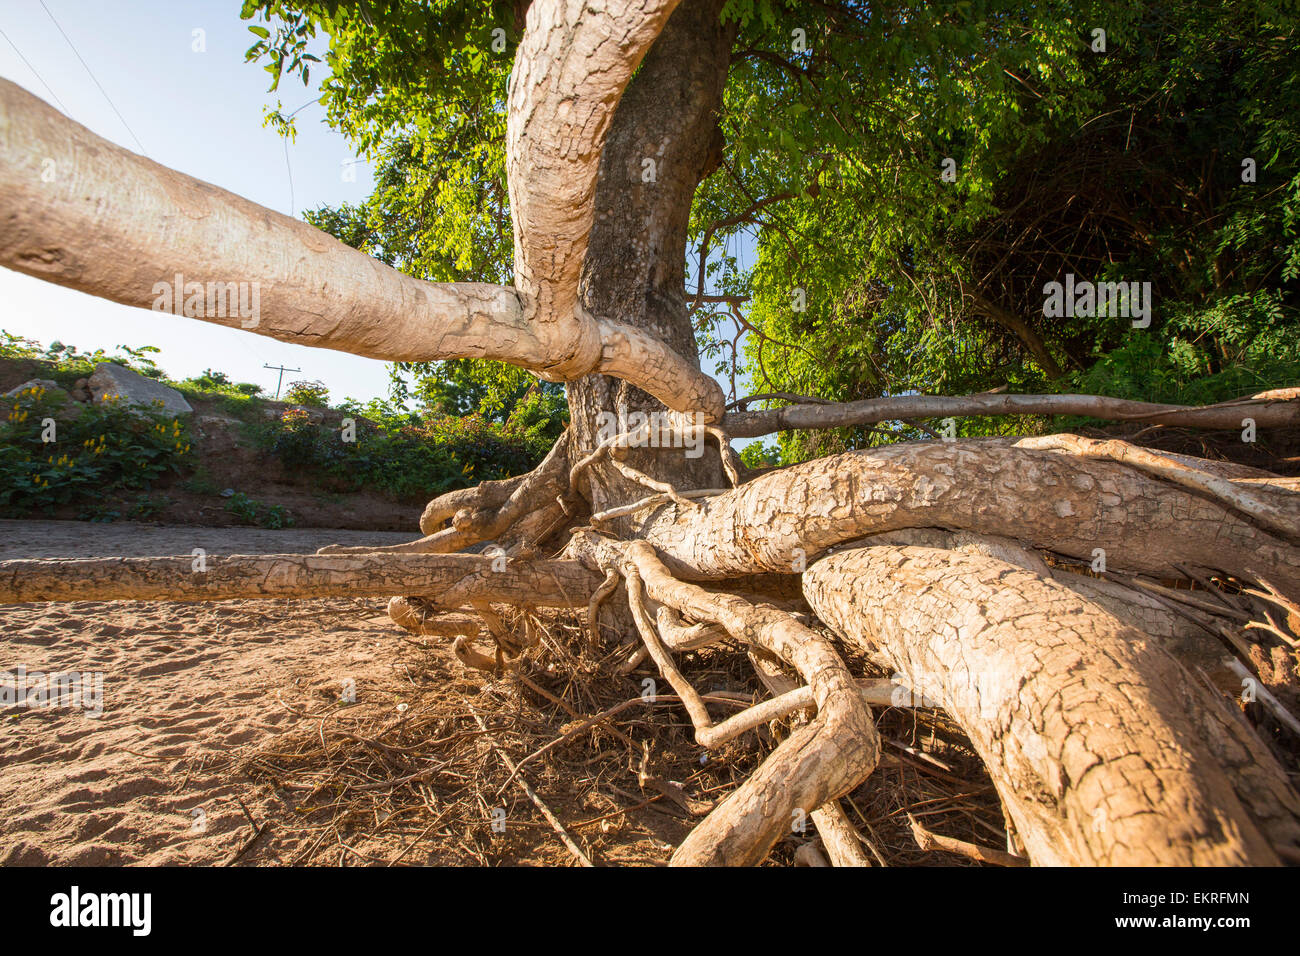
[224,492,294,528]
[0,385,192,516]
[284,380,330,407]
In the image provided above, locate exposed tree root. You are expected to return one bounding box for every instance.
[639,438,1300,596]
[860,528,1239,683]
[804,545,1300,865]
[0,553,600,605]
[908,813,1028,867]
[1016,434,1300,543]
[315,432,576,557]
[567,533,880,866]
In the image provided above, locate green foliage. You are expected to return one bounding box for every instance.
[251,406,459,502]
[184,368,263,397]
[738,441,780,469]
[244,1,515,285]
[247,394,554,503]
[0,385,192,517]
[283,379,331,407]
[224,491,295,528]
[236,0,1299,471]
[386,359,567,444]
[696,0,1300,460]
[1,332,168,388]
[242,1,547,423]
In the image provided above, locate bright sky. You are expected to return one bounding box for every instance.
[0,0,388,401]
[0,0,753,415]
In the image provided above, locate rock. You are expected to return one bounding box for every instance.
[3,379,83,420]
[5,378,65,397]
[70,378,90,402]
[196,414,241,430]
[88,363,192,416]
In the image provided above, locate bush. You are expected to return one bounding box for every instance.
[248,401,553,503]
[0,385,192,516]
[224,492,294,528]
[250,406,471,502]
[183,368,263,398]
[284,380,330,407]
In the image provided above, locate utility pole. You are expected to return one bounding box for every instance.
[263,364,301,399]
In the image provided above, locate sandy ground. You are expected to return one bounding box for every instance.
[0,520,1007,868]
[0,520,426,865]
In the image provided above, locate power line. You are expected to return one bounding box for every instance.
[0,24,71,114]
[283,136,295,217]
[278,97,319,218]
[38,0,147,156]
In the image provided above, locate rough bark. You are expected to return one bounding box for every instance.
[804,546,1300,865]
[564,0,734,517]
[637,439,1300,595]
[861,528,1235,683]
[0,553,598,605]
[723,388,1300,437]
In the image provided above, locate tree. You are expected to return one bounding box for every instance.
[1,0,1298,866]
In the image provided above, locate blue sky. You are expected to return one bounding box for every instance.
[0,0,753,413]
[0,0,388,400]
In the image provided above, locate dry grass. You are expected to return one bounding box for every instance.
[232,605,1011,866]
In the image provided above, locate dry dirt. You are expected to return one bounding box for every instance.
[0,519,1005,867]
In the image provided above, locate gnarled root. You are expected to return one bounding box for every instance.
[803,545,1300,865]
[640,437,1300,597]
[568,533,880,866]
[387,596,519,674]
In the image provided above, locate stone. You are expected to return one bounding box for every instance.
[4,378,61,399]
[88,363,192,416]
[3,379,82,420]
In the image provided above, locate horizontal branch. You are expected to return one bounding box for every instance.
[722,389,1300,437]
[0,79,541,365]
[0,552,600,605]
[0,78,723,419]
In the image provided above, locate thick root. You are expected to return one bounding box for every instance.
[569,533,880,866]
[803,545,1300,865]
[641,438,1300,595]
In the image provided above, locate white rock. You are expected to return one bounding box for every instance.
[88,363,192,416]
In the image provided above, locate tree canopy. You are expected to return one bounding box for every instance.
[240,0,1299,463]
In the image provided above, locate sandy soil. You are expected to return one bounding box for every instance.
[0,520,430,865]
[0,521,1006,868]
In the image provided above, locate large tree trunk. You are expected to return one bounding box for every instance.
[565,0,734,519]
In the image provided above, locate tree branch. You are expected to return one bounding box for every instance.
[722,389,1300,436]
[0,552,599,605]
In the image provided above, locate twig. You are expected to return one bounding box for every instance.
[907,813,1028,866]
[224,822,270,866]
[467,704,594,867]
[1223,657,1300,737]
